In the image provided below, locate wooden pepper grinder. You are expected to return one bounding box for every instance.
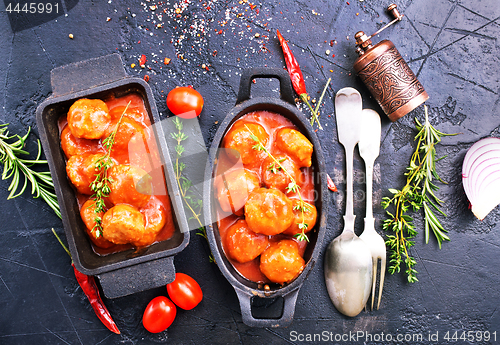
[353,4,429,122]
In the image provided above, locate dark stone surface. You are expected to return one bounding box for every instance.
[1,0,499,344]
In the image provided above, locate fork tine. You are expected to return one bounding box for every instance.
[371,258,377,310]
[376,256,386,310]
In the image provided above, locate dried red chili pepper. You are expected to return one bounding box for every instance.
[276,30,322,129]
[327,173,338,192]
[51,229,120,334]
[72,263,120,334]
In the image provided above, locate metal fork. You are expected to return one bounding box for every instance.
[358,108,386,310]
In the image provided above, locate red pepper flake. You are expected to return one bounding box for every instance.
[256,8,259,14]
[164,57,171,65]
[332,54,335,58]
[212,50,218,57]
[139,54,147,67]
[143,75,150,82]
[327,174,338,192]
[137,40,141,44]
[346,1,350,4]
[330,40,334,47]
[250,3,256,10]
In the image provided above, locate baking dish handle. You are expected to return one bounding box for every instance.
[235,288,300,328]
[50,53,127,97]
[97,256,176,299]
[236,67,296,106]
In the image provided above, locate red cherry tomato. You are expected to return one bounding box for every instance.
[166,86,204,118]
[142,296,177,333]
[166,273,203,310]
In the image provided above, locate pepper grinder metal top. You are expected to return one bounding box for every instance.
[353,4,429,122]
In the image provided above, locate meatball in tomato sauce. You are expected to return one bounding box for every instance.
[244,188,294,236]
[101,204,151,247]
[80,199,114,248]
[66,153,112,195]
[259,239,305,284]
[275,128,313,168]
[60,125,103,158]
[222,121,269,166]
[225,219,269,263]
[282,200,317,236]
[108,165,152,208]
[67,99,111,139]
[215,168,260,215]
[261,154,301,193]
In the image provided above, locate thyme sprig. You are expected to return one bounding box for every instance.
[0,124,61,218]
[382,105,457,283]
[245,124,311,242]
[171,117,214,262]
[89,101,131,238]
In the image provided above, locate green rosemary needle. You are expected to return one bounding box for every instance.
[382,105,457,283]
[0,124,61,218]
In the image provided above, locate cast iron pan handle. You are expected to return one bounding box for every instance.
[236,67,296,106]
[235,288,300,328]
[97,256,176,299]
[50,53,127,97]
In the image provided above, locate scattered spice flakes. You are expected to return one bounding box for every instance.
[106,17,111,22]
[144,75,150,82]
[131,63,136,68]
[164,57,171,65]
[68,33,74,39]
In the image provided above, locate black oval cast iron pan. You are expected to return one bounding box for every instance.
[36,53,190,299]
[204,67,328,327]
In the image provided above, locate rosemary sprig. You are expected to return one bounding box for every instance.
[88,101,131,238]
[382,105,457,283]
[245,124,311,242]
[170,117,214,262]
[0,124,61,218]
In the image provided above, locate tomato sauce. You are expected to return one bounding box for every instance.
[215,111,314,284]
[60,93,176,255]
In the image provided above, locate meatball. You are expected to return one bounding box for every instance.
[66,153,110,195]
[67,99,111,139]
[225,219,269,263]
[103,117,148,157]
[244,188,294,236]
[109,105,147,123]
[222,121,269,166]
[140,196,167,237]
[275,128,313,168]
[102,204,150,247]
[60,125,103,158]
[108,165,152,208]
[215,168,260,214]
[262,154,301,193]
[282,200,317,236]
[80,199,114,248]
[259,239,305,284]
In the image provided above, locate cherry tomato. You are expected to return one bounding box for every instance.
[166,86,204,118]
[166,273,203,310]
[142,296,176,333]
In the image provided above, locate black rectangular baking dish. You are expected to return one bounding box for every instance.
[36,54,190,298]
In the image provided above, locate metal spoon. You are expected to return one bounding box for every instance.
[324,87,373,317]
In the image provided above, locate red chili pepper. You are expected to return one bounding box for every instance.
[276,30,322,129]
[276,30,306,95]
[327,173,338,192]
[72,263,121,334]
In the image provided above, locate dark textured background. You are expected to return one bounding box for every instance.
[1,0,499,344]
